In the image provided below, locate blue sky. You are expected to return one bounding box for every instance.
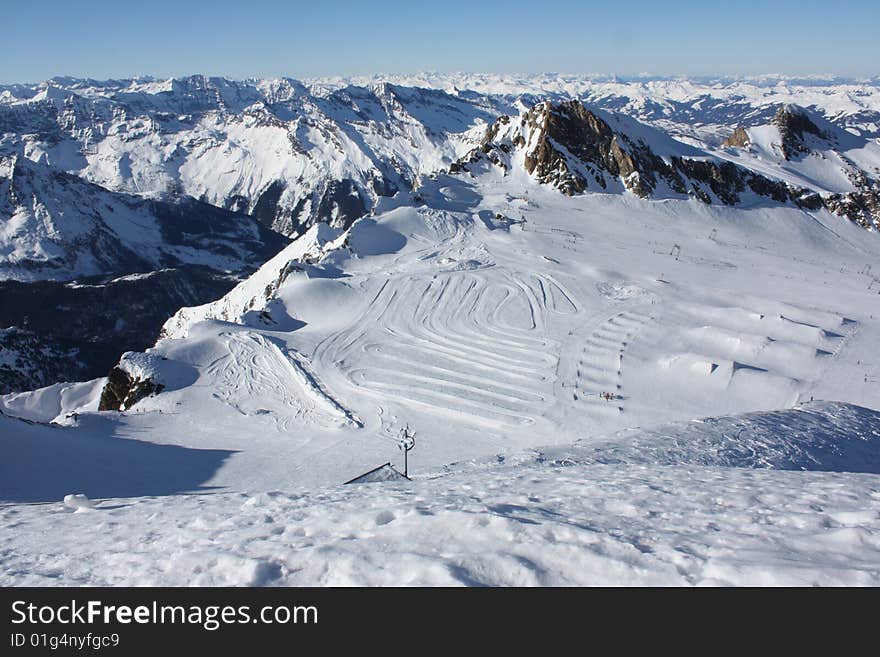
[2,0,877,83]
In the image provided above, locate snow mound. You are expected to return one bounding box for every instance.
[531,402,880,474]
[160,222,341,340]
[0,378,104,424]
[63,493,95,512]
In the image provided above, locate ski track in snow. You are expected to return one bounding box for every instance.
[206,331,358,430]
[570,311,654,417]
[316,271,570,429]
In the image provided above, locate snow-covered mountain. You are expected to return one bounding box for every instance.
[3,74,880,585]
[717,105,880,228]
[313,73,880,143]
[453,100,879,229]
[2,74,879,238]
[0,154,287,281]
[1,76,496,237]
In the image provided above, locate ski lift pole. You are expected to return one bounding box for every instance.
[398,425,416,478]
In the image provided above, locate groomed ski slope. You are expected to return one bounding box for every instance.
[2,165,880,585]
[116,170,880,484]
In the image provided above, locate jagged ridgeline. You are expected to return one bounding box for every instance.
[0,77,500,239]
[453,100,879,230]
[1,76,878,240]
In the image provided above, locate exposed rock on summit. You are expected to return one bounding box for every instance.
[453,99,880,231]
[772,104,829,160]
[722,127,751,149]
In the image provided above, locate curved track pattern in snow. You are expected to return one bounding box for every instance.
[206,332,358,430]
[316,272,570,428]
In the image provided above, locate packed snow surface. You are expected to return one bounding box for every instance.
[2,402,880,586]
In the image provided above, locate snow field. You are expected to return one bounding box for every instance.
[2,461,878,586]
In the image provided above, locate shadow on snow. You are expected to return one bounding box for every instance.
[0,413,236,503]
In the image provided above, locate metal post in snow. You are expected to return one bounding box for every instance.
[399,425,416,478]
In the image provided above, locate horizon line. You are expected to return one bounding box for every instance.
[2,71,879,88]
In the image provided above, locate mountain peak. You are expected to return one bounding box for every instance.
[448,98,880,229]
[772,103,829,159]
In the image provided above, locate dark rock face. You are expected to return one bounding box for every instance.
[0,266,242,394]
[670,158,744,205]
[254,177,382,237]
[98,366,163,411]
[824,190,880,230]
[773,104,828,160]
[150,196,289,265]
[521,102,590,195]
[251,180,287,229]
[0,328,103,395]
[526,100,675,199]
[316,179,368,229]
[455,99,880,231]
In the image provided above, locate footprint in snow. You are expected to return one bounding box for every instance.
[375,510,396,526]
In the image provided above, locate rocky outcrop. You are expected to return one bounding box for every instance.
[454,100,685,198]
[98,366,163,411]
[824,189,880,230]
[453,99,880,231]
[722,127,751,149]
[247,177,388,236]
[772,104,829,160]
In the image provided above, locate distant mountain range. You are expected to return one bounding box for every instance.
[2,75,878,241]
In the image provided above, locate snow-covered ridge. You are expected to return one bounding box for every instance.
[3,73,880,243]
[159,222,343,339]
[454,100,880,229]
[0,154,288,281]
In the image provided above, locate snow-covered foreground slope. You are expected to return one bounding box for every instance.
[2,402,879,586]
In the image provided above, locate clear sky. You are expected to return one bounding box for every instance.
[2,0,877,84]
